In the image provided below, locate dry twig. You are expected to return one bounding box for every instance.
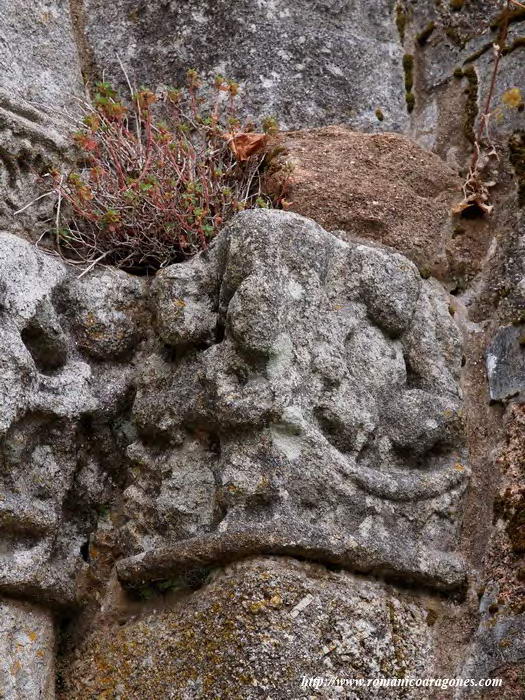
[455,0,519,216]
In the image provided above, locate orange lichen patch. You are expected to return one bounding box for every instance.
[248,600,267,614]
[57,557,431,698]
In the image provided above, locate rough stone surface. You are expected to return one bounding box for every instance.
[60,268,147,361]
[2,0,525,694]
[58,557,434,699]
[0,0,82,111]
[0,91,74,240]
[457,402,525,698]
[0,231,142,606]
[488,404,525,601]
[118,210,469,592]
[458,594,525,698]
[82,0,408,132]
[486,325,525,402]
[0,598,55,700]
[398,0,525,328]
[0,210,469,695]
[0,0,82,238]
[404,0,525,162]
[270,127,463,281]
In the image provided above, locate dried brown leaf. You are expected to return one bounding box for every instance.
[224,132,267,161]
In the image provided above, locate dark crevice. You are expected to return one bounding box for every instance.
[126,566,214,601]
[120,547,467,602]
[458,201,485,219]
[68,0,100,91]
[21,324,67,374]
[79,540,90,562]
[214,318,226,344]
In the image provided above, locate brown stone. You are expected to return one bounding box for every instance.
[269,126,463,281]
[57,557,433,699]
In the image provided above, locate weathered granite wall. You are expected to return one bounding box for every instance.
[0,200,518,696]
[0,0,524,697]
[81,0,408,133]
[59,557,437,698]
[0,0,83,239]
[0,207,472,695]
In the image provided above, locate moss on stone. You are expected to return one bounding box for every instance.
[416,22,436,47]
[463,42,493,65]
[490,6,525,32]
[462,65,478,144]
[403,54,415,113]
[502,36,525,56]
[445,26,468,47]
[403,54,414,91]
[395,3,408,43]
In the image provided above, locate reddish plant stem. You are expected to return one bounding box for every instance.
[469,0,511,175]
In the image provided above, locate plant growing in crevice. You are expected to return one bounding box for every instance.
[47,72,290,273]
[454,0,525,217]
